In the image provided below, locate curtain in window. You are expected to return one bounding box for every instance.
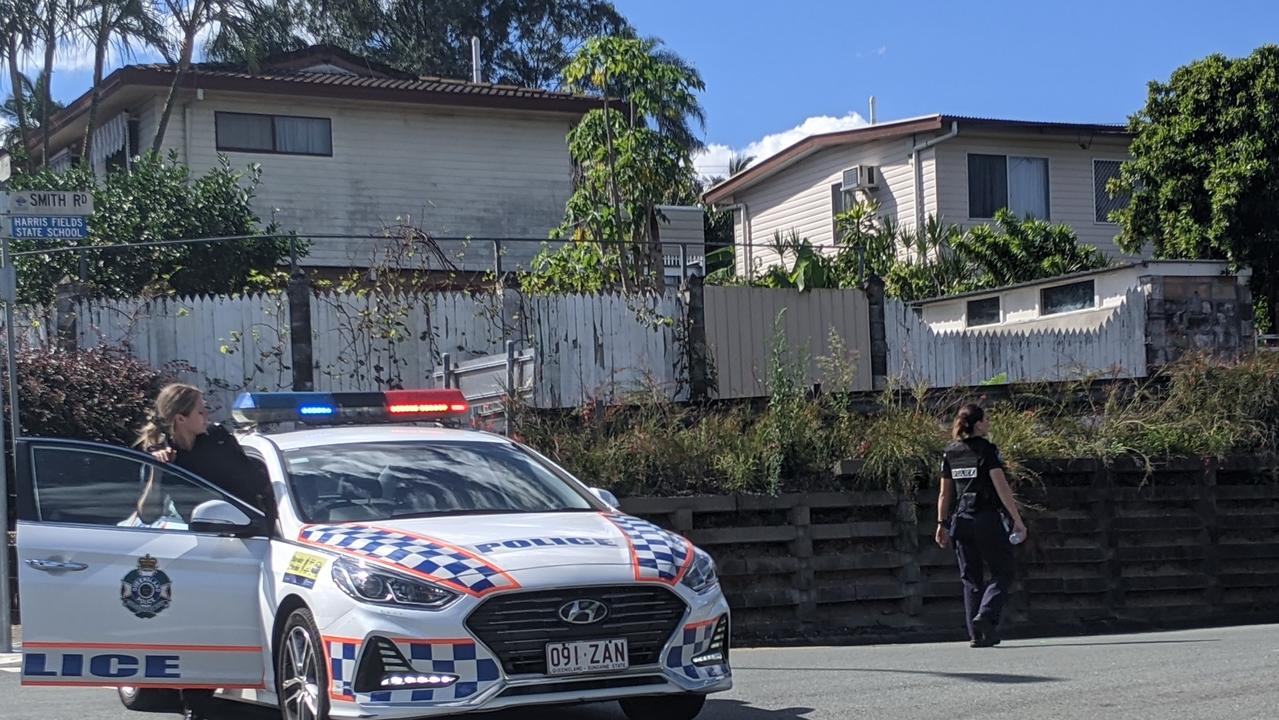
[1008,156,1049,219]
[967,154,1007,218]
[275,117,331,155]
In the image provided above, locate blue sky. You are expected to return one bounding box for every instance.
[614,0,1279,177]
[13,0,1279,178]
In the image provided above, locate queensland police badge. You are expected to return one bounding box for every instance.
[120,555,172,619]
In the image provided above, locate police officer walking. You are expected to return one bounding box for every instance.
[934,404,1027,647]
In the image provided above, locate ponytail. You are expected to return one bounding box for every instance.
[136,383,203,449]
[951,403,985,440]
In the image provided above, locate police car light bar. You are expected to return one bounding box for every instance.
[231,389,471,426]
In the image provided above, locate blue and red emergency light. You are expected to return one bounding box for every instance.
[231,389,471,426]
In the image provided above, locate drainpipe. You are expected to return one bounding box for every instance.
[183,102,192,165]
[911,120,959,229]
[713,202,750,276]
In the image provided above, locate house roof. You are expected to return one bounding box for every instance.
[28,45,602,160]
[909,260,1234,306]
[701,114,1131,204]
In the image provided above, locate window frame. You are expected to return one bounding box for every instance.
[966,152,1052,221]
[1092,158,1128,225]
[1039,279,1097,317]
[965,296,1003,328]
[18,438,267,533]
[214,111,334,157]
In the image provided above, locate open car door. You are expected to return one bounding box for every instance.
[14,438,270,690]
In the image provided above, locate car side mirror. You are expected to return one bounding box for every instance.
[590,487,620,509]
[190,500,260,537]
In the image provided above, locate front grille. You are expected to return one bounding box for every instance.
[466,585,687,675]
[498,675,667,699]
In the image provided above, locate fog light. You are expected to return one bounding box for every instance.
[379,672,458,689]
[691,651,724,666]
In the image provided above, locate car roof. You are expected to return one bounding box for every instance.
[239,424,514,452]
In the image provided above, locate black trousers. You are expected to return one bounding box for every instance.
[951,509,1016,640]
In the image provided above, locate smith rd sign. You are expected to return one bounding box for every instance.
[2,190,94,216]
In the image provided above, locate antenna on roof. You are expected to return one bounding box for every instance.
[471,36,482,83]
[869,96,877,125]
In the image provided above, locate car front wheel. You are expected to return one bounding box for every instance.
[277,608,330,720]
[619,693,708,720]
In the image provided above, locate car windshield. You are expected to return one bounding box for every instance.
[283,440,597,523]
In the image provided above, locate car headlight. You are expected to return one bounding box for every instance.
[331,558,459,610]
[681,548,719,593]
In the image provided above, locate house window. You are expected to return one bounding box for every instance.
[1040,280,1095,316]
[831,183,846,240]
[966,297,1001,327]
[1094,160,1129,223]
[215,112,332,156]
[968,154,1050,220]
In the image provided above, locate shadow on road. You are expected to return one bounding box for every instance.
[998,638,1221,650]
[704,699,817,718]
[735,667,1062,684]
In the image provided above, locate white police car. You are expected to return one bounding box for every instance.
[14,390,731,719]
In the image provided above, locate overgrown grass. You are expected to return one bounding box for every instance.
[512,347,1279,498]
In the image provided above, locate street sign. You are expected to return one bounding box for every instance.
[7,215,89,240]
[0,190,94,216]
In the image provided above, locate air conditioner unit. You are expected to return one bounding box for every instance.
[841,165,879,192]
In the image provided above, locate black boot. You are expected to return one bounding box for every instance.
[970,614,1000,647]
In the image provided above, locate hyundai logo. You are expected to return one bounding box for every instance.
[558,599,608,625]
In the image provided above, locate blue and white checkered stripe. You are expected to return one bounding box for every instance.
[358,639,502,705]
[324,638,360,701]
[665,619,729,682]
[299,524,520,596]
[604,513,693,584]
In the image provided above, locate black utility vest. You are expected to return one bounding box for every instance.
[943,438,998,516]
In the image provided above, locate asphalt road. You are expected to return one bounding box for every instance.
[3,624,1277,720]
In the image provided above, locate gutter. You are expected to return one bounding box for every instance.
[911,120,959,229]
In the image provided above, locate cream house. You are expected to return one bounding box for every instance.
[2,46,649,273]
[702,114,1134,276]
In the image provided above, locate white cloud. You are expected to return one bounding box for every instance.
[695,111,870,182]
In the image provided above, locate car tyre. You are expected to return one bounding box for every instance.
[116,686,181,712]
[277,608,330,720]
[619,693,708,720]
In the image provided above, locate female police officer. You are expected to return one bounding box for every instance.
[934,403,1027,647]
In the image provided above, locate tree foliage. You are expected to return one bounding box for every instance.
[1114,45,1279,327]
[710,203,1111,301]
[527,36,703,294]
[206,0,633,90]
[6,152,297,303]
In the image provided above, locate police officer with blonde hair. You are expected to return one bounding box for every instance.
[935,403,1027,647]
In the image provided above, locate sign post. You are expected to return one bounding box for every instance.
[0,190,94,652]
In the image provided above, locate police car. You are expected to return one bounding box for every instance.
[14,390,731,719]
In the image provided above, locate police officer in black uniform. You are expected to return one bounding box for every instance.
[934,403,1026,647]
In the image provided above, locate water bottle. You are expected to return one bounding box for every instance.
[1009,530,1025,545]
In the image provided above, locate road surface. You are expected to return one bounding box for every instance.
[2,624,1275,719]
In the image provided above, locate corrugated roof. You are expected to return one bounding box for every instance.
[128,63,596,104]
[702,114,1132,204]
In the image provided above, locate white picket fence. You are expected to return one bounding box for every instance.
[74,294,294,416]
[63,289,688,417]
[884,290,1149,387]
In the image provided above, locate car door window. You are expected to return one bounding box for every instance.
[32,446,224,531]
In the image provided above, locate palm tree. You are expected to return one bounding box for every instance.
[78,0,166,170]
[37,0,78,166]
[152,0,265,153]
[1,0,39,169]
[727,153,753,176]
[2,71,64,150]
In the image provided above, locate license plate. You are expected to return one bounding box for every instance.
[545,638,629,676]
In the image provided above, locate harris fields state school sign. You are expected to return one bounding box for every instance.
[1,191,94,240]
